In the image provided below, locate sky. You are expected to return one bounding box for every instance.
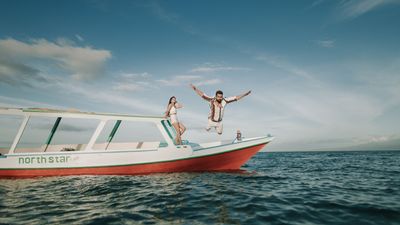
[0,0,400,151]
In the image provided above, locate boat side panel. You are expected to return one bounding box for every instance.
[0,143,267,177]
[0,137,271,169]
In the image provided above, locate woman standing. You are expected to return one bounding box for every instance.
[165,96,186,145]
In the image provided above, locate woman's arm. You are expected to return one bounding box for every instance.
[175,102,183,109]
[164,103,173,117]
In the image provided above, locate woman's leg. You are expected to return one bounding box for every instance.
[179,123,186,135]
[172,123,182,145]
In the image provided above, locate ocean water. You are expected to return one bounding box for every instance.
[1,151,399,225]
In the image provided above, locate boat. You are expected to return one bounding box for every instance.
[0,107,274,177]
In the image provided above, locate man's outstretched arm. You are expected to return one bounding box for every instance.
[236,90,251,101]
[190,84,213,101]
[223,90,252,103]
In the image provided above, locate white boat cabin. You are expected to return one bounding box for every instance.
[0,108,181,155]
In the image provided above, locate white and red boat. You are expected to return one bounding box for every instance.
[0,108,273,178]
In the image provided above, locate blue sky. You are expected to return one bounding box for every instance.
[0,0,400,151]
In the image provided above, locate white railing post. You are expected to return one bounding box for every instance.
[9,115,30,154]
[85,120,107,151]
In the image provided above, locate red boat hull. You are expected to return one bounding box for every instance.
[0,143,267,178]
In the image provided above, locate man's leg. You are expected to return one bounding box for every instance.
[217,122,223,135]
[206,119,213,132]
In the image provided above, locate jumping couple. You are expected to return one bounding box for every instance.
[164,84,251,145]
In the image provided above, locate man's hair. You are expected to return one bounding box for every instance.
[215,90,223,96]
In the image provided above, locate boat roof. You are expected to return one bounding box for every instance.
[0,107,164,122]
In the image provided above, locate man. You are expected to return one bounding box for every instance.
[190,84,251,135]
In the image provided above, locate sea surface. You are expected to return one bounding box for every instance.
[1,151,399,225]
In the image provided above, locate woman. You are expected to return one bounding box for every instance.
[165,96,186,145]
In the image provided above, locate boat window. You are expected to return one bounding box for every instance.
[15,117,98,153]
[0,115,23,154]
[50,118,98,148]
[93,120,165,150]
[15,117,55,152]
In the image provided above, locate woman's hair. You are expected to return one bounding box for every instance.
[165,96,176,116]
[168,96,176,105]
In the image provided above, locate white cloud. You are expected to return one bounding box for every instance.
[190,63,251,73]
[315,39,335,48]
[194,78,221,86]
[309,0,326,8]
[0,95,64,109]
[337,0,399,20]
[51,78,209,124]
[250,54,400,151]
[250,86,385,151]
[112,72,154,92]
[0,38,111,81]
[366,135,389,143]
[157,75,220,87]
[55,37,76,46]
[1,79,162,117]
[62,84,163,114]
[146,1,180,24]
[75,34,84,42]
[340,58,400,115]
[255,55,317,82]
[112,83,143,92]
[120,72,151,79]
[111,71,221,92]
[157,75,200,86]
[0,59,50,87]
[142,1,199,35]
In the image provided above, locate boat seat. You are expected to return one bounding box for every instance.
[7,141,161,153]
[14,147,43,153]
[106,142,139,150]
[94,142,159,150]
[139,142,160,149]
[0,148,9,155]
[92,143,107,150]
[44,144,85,152]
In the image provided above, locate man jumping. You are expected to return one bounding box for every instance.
[190,84,251,135]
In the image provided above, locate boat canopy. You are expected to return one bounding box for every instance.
[0,107,165,122]
[0,107,175,154]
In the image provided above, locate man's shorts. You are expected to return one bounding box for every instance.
[206,119,223,134]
